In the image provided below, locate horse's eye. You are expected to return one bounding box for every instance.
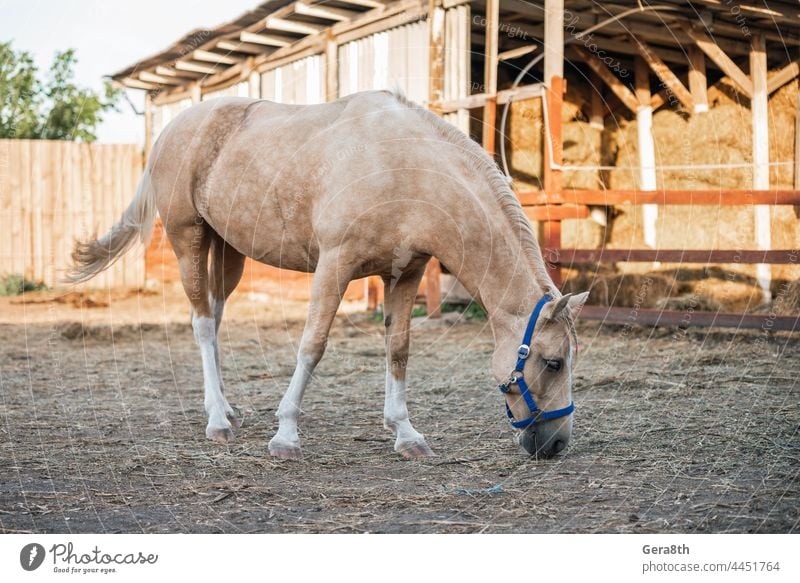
[543,358,562,372]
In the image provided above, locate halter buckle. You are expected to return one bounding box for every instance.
[517,344,530,359]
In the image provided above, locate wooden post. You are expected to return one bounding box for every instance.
[325,34,338,102]
[750,33,771,303]
[190,83,202,104]
[589,72,604,130]
[423,0,446,318]
[482,0,499,154]
[543,0,564,287]
[688,45,708,113]
[248,70,260,98]
[794,78,800,218]
[635,56,658,250]
[143,92,153,164]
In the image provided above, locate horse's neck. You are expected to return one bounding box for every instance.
[431,190,550,327]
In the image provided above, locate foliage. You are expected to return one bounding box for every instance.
[0,43,120,142]
[0,274,48,296]
[441,301,487,320]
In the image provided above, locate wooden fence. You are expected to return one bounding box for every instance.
[0,139,144,289]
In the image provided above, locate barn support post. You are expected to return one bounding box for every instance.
[325,33,338,102]
[794,78,800,218]
[589,72,604,130]
[688,45,709,113]
[481,0,499,154]
[635,56,658,250]
[422,0,446,318]
[143,92,153,163]
[750,33,772,303]
[543,0,564,287]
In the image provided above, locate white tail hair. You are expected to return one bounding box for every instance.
[65,168,157,284]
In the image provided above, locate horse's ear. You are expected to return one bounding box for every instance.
[542,293,573,320]
[567,291,590,318]
[541,291,590,321]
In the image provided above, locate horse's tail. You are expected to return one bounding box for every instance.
[64,167,157,284]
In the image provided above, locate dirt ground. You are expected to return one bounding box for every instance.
[0,287,797,534]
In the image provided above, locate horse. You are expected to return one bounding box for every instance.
[67,90,588,460]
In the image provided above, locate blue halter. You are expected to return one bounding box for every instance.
[497,294,575,429]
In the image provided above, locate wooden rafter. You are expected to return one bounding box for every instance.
[295,1,358,21]
[687,45,708,112]
[570,45,639,113]
[240,31,292,47]
[265,16,325,36]
[682,25,753,98]
[215,40,267,55]
[767,60,800,95]
[630,35,694,111]
[175,60,220,75]
[193,49,241,65]
[138,71,182,86]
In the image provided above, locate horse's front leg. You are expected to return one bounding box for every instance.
[382,264,434,459]
[268,252,353,460]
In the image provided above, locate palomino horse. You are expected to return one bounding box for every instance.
[68,90,588,460]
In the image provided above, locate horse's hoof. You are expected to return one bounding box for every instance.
[396,439,435,459]
[207,426,235,444]
[268,438,303,460]
[226,409,242,429]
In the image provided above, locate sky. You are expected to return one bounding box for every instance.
[0,0,259,144]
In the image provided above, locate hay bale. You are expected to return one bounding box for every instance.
[563,271,674,308]
[774,279,800,315]
[655,294,722,312]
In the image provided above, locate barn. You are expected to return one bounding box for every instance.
[107,0,800,329]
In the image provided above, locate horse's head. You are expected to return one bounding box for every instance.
[492,292,589,458]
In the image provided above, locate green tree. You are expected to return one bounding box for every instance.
[0,43,120,142]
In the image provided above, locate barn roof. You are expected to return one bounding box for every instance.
[111,0,800,101]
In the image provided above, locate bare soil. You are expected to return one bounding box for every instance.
[0,288,797,533]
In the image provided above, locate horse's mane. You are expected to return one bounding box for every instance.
[389,90,556,296]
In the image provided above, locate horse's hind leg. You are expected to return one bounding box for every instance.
[268,251,354,460]
[382,263,434,459]
[168,221,236,444]
[209,235,246,428]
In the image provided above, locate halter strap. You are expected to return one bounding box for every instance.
[497,294,575,429]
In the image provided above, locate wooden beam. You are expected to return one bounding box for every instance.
[524,204,589,221]
[144,92,153,163]
[517,189,800,206]
[265,16,325,36]
[682,25,753,98]
[434,83,543,113]
[551,248,799,265]
[795,79,800,218]
[240,31,292,47]
[338,0,384,7]
[295,1,358,21]
[578,306,800,332]
[767,60,800,95]
[631,36,694,111]
[481,0,499,154]
[120,77,160,91]
[750,33,771,303]
[325,35,338,102]
[589,72,604,129]
[498,45,537,62]
[155,65,203,80]
[570,45,639,113]
[216,40,268,55]
[543,0,563,83]
[175,60,220,75]
[687,45,708,113]
[138,71,182,86]
[193,49,241,65]
[425,0,446,318]
[634,57,658,250]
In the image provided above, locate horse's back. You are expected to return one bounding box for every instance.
[150,91,443,273]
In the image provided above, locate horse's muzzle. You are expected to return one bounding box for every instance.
[519,416,573,458]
